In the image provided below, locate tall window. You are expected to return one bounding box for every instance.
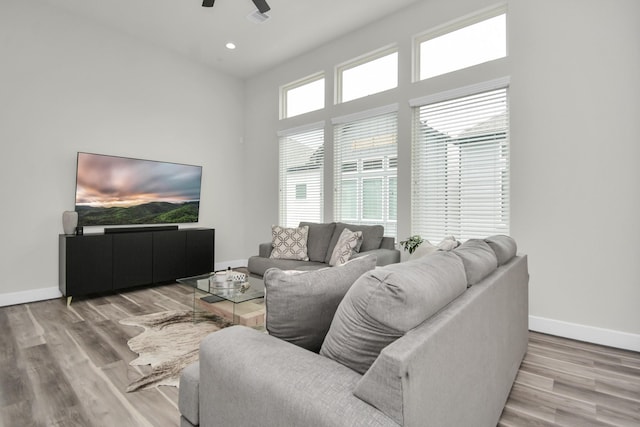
[333,107,398,237]
[411,83,509,241]
[281,73,325,119]
[278,125,324,227]
[337,49,398,103]
[416,11,506,81]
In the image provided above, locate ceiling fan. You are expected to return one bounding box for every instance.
[202,0,271,14]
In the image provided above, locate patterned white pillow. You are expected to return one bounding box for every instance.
[270,225,310,261]
[329,228,363,266]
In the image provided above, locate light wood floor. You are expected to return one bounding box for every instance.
[1,283,638,427]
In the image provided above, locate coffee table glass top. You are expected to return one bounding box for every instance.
[177,272,264,304]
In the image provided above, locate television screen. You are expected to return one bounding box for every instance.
[75,152,202,226]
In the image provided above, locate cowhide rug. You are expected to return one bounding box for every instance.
[120,310,232,392]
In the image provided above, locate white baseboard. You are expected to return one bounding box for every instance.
[0,287,63,307]
[529,315,640,352]
[0,260,248,308]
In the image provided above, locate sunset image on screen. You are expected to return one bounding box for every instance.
[75,153,202,226]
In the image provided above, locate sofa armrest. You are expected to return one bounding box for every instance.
[198,326,398,427]
[380,236,396,250]
[258,242,272,258]
[353,248,400,266]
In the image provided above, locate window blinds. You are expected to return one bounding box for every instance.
[412,87,509,241]
[333,107,398,237]
[278,125,324,227]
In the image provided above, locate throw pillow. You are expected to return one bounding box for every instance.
[263,255,377,353]
[324,223,384,264]
[269,225,309,261]
[484,235,517,266]
[320,251,467,374]
[329,228,363,267]
[453,239,498,286]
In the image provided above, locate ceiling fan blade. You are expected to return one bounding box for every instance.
[251,0,270,14]
[202,0,215,7]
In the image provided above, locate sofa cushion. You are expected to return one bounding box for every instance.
[264,255,377,353]
[324,223,384,264]
[453,239,498,286]
[178,362,199,426]
[299,222,336,262]
[320,251,467,374]
[270,225,309,261]
[485,235,517,266]
[329,228,363,267]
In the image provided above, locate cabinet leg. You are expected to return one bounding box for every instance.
[67,296,73,307]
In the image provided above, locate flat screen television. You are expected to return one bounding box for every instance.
[75,152,203,226]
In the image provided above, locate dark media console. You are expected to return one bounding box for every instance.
[59,228,214,304]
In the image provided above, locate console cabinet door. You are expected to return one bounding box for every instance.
[153,230,186,282]
[185,229,214,276]
[64,235,113,296]
[112,233,153,290]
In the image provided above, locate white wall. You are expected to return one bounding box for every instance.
[509,0,640,346]
[244,0,640,348]
[0,0,246,303]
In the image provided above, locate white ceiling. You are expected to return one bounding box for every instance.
[42,0,421,79]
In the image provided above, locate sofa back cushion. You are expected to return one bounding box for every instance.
[324,223,384,264]
[453,239,498,286]
[264,255,377,353]
[299,222,336,262]
[484,235,517,266]
[320,251,467,374]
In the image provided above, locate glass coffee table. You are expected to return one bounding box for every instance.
[177,273,265,327]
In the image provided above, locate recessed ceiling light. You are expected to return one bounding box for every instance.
[225,42,236,50]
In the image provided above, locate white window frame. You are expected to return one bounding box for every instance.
[332,105,398,237]
[413,6,507,82]
[280,72,325,120]
[409,77,510,241]
[277,122,325,227]
[336,46,398,104]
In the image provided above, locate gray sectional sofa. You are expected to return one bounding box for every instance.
[180,235,529,427]
[247,221,401,276]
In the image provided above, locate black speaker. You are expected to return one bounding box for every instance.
[75,226,84,235]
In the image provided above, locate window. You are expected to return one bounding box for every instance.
[411,84,509,241]
[417,12,506,81]
[337,49,398,103]
[295,184,307,200]
[278,124,324,227]
[333,106,398,237]
[281,74,325,119]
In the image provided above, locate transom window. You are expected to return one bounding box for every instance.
[281,73,325,119]
[337,49,398,104]
[417,12,506,81]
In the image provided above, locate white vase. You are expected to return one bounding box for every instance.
[62,211,78,235]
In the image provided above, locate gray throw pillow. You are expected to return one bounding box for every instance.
[453,239,498,285]
[329,228,363,266]
[263,255,377,353]
[484,235,517,265]
[324,223,384,264]
[299,222,336,262]
[320,252,467,374]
